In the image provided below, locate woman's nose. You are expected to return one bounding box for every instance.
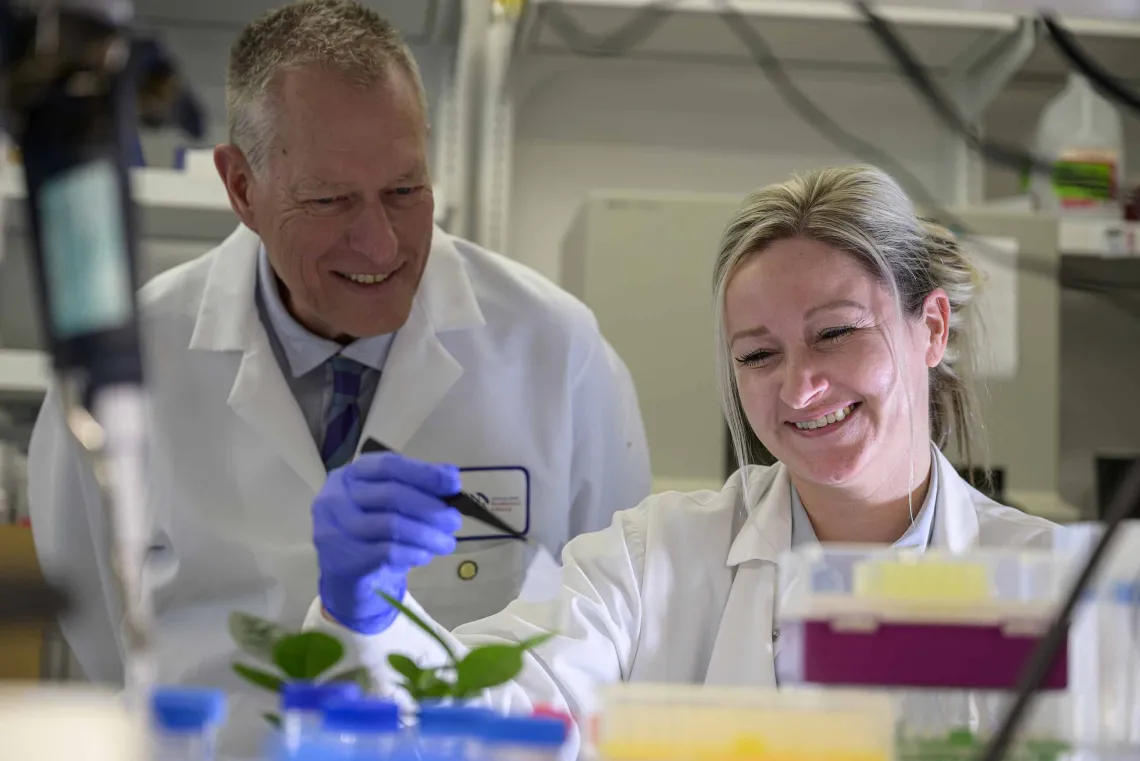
[779,351,827,410]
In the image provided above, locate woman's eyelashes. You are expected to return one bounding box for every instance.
[735,348,774,368]
[735,325,863,367]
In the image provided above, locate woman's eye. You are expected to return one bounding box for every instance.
[820,326,856,342]
[311,196,348,206]
[735,350,773,368]
[391,186,424,197]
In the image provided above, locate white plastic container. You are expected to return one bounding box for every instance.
[1032,71,1126,219]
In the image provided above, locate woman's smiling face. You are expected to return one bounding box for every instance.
[725,236,948,493]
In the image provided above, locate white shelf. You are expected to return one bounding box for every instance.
[1059,219,1140,257]
[0,349,49,397]
[514,0,1140,81]
[1,165,238,241]
[132,0,462,45]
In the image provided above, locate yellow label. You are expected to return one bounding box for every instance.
[854,560,990,602]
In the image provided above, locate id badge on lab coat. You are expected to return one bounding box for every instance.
[455,466,530,541]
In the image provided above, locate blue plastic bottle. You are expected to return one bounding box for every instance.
[415,705,497,761]
[477,716,567,761]
[321,697,403,760]
[150,686,228,761]
[281,682,363,755]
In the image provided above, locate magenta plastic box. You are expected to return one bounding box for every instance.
[775,545,1075,690]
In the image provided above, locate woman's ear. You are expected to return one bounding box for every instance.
[921,288,951,367]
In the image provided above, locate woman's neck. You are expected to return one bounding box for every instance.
[793,450,934,544]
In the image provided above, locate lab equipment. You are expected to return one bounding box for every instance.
[591,683,896,761]
[414,704,497,761]
[777,545,1075,761]
[777,545,1072,688]
[360,438,529,541]
[478,715,568,761]
[320,697,403,760]
[314,451,463,633]
[1056,521,1140,751]
[0,0,202,707]
[150,686,228,761]
[1032,70,1126,218]
[281,682,363,755]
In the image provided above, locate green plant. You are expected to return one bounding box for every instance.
[377,592,554,702]
[229,595,554,723]
[229,612,372,727]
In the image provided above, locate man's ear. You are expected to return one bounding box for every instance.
[214,144,260,233]
[922,287,951,368]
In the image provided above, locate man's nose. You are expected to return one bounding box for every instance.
[778,351,827,410]
[346,202,398,262]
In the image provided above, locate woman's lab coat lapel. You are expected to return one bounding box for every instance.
[703,465,791,687]
[701,450,982,687]
[186,225,487,495]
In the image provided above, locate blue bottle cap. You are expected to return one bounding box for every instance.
[418,705,498,736]
[281,681,362,711]
[479,716,567,747]
[1112,579,1140,605]
[322,698,400,733]
[151,686,227,732]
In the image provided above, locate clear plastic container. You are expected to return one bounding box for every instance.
[1057,521,1140,751]
[776,545,1074,690]
[149,686,227,761]
[1031,70,1126,219]
[477,716,567,761]
[892,688,1071,761]
[413,705,497,761]
[281,682,363,755]
[592,683,896,761]
[320,697,403,760]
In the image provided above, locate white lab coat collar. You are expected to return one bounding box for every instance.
[189,224,486,353]
[725,447,980,566]
[185,224,488,491]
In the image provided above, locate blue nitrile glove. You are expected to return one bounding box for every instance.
[313,452,464,634]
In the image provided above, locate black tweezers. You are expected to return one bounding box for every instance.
[359,438,527,541]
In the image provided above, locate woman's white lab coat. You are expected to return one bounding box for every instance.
[307,448,1065,756]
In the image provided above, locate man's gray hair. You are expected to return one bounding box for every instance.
[226,0,427,175]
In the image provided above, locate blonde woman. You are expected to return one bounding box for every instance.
[307,165,1064,752]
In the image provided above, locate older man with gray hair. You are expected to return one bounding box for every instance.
[27,0,651,755]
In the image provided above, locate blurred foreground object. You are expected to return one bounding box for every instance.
[0,0,203,705]
[0,685,146,761]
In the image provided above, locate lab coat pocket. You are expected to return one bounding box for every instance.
[407,539,529,631]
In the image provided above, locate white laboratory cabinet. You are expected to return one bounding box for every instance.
[562,191,1074,520]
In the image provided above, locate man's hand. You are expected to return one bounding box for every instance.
[313,452,463,634]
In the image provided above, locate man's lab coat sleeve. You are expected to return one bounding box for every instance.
[305,502,650,754]
[27,384,126,684]
[568,332,652,537]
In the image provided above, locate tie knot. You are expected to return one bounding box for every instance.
[330,355,366,398]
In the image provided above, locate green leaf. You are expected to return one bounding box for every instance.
[325,666,373,692]
[229,612,291,664]
[387,654,424,683]
[454,644,526,695]
[232,663,285,694]
[272,632,345,680]
[516,632,556,651]
[263,712,282,729]
[377,591,458,665]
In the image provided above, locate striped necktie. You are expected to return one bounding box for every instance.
[320,356,367,471]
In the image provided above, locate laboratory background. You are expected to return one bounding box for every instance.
[0,0,1138,759]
